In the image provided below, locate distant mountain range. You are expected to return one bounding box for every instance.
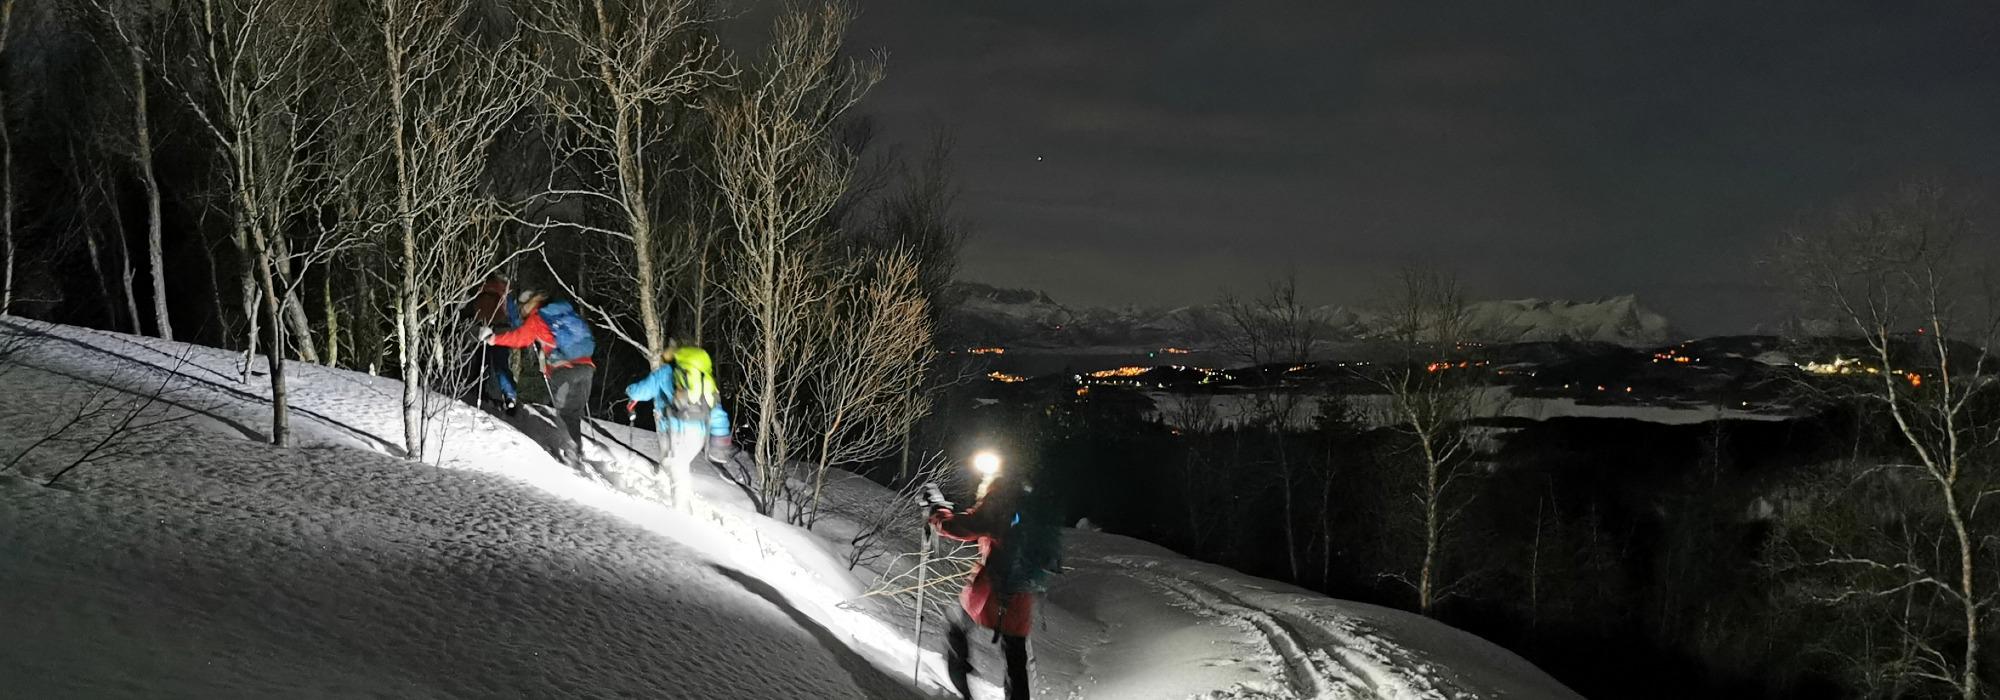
[947,282,1680,351]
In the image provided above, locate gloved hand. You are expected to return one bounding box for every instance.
[916,483,953,512]
[476,326,496,344]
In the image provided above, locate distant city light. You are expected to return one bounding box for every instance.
[1088,366,1150,378]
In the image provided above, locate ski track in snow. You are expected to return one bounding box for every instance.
[1101,556,1460,700]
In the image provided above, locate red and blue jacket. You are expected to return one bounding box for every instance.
[490,302,595,375]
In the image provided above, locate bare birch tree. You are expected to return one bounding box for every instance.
[125,0,341,445]
[64,142,143,332]
[523,0,724,360]
[81,0,172,339]
[358,0,532,458]
[143,0,324,366]
[713,1,881,515]
[1374,266,1488,616]
[1773,184,2000,700]
[1210,273,1323,582]
[870,132,968,330]
[794,249,935,527]
[870,133,969,479]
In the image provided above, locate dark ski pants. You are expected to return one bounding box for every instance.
[945,609,1029,700]
[483,345,517,403]
[548,364,594,465]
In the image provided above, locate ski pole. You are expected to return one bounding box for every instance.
[473,336,488,407]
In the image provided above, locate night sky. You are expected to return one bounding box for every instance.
[748,1,2000,333]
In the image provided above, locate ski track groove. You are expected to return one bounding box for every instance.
[1106,559,1333,698]
[1102,555,1460,700]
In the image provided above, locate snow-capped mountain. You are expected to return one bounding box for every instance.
[949,282,1680,350]
[1460,295,1677,345]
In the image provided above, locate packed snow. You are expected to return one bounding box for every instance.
[0,316,1581,699]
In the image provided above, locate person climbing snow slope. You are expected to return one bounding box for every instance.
[466,276,522,414]
[483,290,596,469]
[623,342,732,509]
[925,451,1062,700]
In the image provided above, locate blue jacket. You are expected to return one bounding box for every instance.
[625,365,730,437]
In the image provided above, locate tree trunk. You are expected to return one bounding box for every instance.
[399,289,422,456]
[97,169,143,333]
[753,246,780,515]
[0,0,14,317]
[594,0,666,363]
[365,282,384,375]
[323,272,339,367]
[131,48,172,340]
[0,79,12,313]
[1273,423,1302,583]
[239,247,261,381]
[1420,446,1440,617]
[1530,494,1544,634]
[267,226,318,363]
[896,413,914,481]
[1319,465,1335,589]
[81,210,122,327]
[693,241,710,344]
[283,283,318,362]
[1945,487,1980,700]
[384,0,424,458]
[254,236,289,447]
[203,231,231,343]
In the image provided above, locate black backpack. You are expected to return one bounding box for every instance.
[988,494,1064,595]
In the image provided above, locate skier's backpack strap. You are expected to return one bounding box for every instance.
[539,301,596,364]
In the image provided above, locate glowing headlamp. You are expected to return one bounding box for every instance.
[972,451,1003,477]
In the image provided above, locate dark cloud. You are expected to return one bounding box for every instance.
[761,0,2000,332]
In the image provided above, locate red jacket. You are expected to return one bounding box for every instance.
[489,306,595,374]
[931,505,1036,638]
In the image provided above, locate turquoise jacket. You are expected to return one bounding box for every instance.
[624,365,731,437]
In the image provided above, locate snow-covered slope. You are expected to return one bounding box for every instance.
[951,282,1676,350]
[0,317,1581,699]
[0,319,917,700]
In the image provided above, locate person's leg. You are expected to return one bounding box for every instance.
[945,609,975,699]
[704,403,733,465]
[492,347,518,402]
[484,345,517,407]
[552,365,592,466]
[1003,634,1031,700]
